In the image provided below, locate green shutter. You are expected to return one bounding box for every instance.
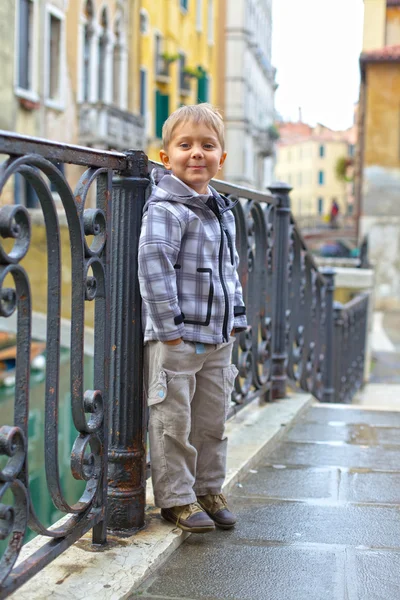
[197,68,208,104]
[155,90,169,139]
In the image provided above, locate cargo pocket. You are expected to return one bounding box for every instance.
[223,364,239,418]
[147,370,168,406]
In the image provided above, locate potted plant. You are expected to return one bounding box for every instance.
[182,66,202,79]
[161,52,180,65]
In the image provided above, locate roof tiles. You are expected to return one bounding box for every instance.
[360,44,400,62]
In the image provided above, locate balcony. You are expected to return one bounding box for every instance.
[78,103,145,151]
[255,124,279,157]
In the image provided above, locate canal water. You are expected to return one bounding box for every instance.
[0,349,92,551]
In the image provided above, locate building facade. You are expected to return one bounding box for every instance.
[223,0,277,190]
[140,0,221,162]
[275,121,356,220]
[1,0,144,207]
[357,0,400,308]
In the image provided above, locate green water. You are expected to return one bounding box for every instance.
[0,350,92,551]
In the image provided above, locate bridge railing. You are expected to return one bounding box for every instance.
[0,131,369,597]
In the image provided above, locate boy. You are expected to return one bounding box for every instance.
[138,104,247,533]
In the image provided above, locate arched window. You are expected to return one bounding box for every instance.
[140,9,149,35]
[113,14,121,105]
[83,0,94,102]
[98,7,109,102]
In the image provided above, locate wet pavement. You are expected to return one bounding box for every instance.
[131,403,400,600]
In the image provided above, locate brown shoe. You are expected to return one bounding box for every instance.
[160,502,215,533]
[197,493,237,529]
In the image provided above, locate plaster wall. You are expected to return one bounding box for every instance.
[364,64,400,170]
[386,7,400,45]
[360,214,400,309]
[362,0,386,50]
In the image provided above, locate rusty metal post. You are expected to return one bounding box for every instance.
[107,150,149,534]
[321,267,335,403]
[268,182,292,399]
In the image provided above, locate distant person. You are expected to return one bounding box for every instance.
[330,199,339,228]
[138,104,247,533]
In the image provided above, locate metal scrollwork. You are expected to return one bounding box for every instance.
[0,144,111,592]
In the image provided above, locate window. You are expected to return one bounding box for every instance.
[180,0,189,11]
[155,90,169,138]
[82,1,94,102]
[98,9,108,102]
[14,173,38,208]
[319,144,325,158]
[349,144,355,157]
[140,68,147,118]
[49,162,65,192]
[196,0,202,31]
[318,170,324,185]
[179,53,190,93]
[155,33,168,78]
[140,9,149,34]
[46,8,64,104]
[317,197,324,215]
[113,16,122,106]
[17,0,34,91]
[207,0,214,44]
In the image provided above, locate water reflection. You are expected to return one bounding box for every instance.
[0,349,92,550]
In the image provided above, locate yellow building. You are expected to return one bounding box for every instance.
[275,122,355,220]
[356,0,400,308]
[139,0,221,161]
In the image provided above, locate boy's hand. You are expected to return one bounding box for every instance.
[163,338,183,346]
[230,329,235,336]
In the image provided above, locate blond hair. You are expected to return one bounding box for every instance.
[162,103,225,150]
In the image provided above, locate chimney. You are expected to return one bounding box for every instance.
[298,107,302,123]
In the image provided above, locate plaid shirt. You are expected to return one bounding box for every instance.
[138,169,247,343]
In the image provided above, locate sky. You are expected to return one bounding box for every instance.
[272,0,365,130]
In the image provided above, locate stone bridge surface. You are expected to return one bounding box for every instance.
[132,401,400,600]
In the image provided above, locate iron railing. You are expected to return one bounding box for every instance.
[0,131,369,597]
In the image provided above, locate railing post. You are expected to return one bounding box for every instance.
[333,302,345,403]
[321,267,335,403]
[107,150,149,534]
[268,182,292,400]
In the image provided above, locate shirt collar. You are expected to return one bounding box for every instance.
[170,174,211,198]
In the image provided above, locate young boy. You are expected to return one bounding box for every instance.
[138,104,247,533]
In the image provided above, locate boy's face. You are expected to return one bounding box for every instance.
[160,121,227,195]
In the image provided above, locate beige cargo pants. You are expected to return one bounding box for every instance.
[144,339,238,508]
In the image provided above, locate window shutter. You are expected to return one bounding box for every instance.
[19,0,30,89]
[197,68,208,103]
[155,90,169,139]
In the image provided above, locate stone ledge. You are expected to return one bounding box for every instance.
[9,392,313,600]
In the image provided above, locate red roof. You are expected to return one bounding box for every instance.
[360,44,400,62]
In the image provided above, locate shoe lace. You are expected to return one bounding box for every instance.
[176,502,203,526]
[210,493,228,511]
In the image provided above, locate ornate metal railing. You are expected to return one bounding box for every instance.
[333,294,369,403]
[0,132,369,597]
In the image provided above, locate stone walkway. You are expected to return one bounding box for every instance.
[131,402,400,600]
